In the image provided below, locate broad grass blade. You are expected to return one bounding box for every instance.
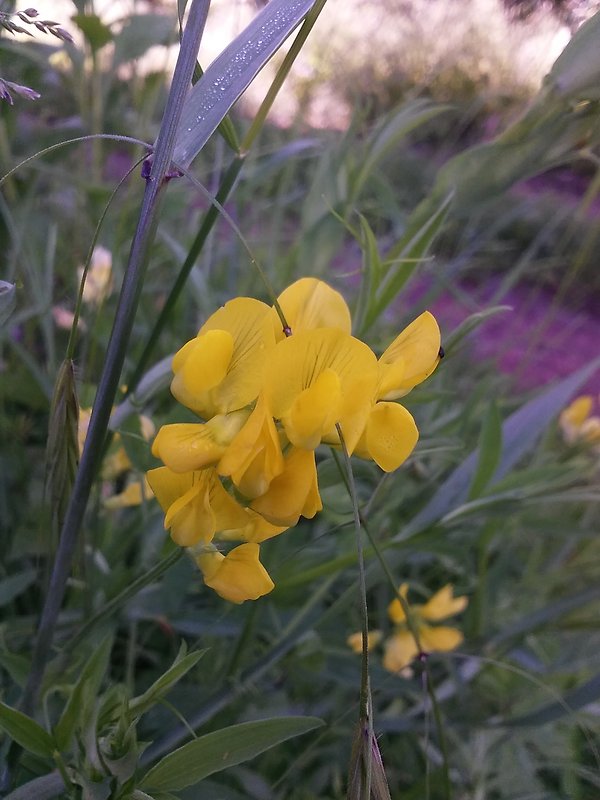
[173,0,316,168]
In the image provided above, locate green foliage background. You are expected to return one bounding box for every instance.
[0,1,599,798]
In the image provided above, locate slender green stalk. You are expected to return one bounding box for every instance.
[336,425,373,800]
[21,0,212,716]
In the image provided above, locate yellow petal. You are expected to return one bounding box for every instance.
[275,277,352,337]
[347,630,383,654]
[146,466,194,512]
[378,311,441,400]
[419,584,468,622]
[419,625,463,653]
[218,393,284,497]
[281,368,342,450]
[354,402,419,472]
[103,477,154,509]
[387,584,410,624]
[151,468,250,547]
[101,446,132,480]
[197,542,274,604]
[181,329,234,395]
[560,395,593,428]
[264,329,378,454]
[382,630,420,673]
[250,447,322,526]
[172,298,277,417]
[218,508,289,543]
[152,412,249,473]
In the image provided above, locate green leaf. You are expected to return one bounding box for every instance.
[0,280,16,327]
[0,569,37,605]
[129,645,206,717]
[0,650,31,687]
[113,14,176,67]
[468,401,502,499]
[443,306,512,356]
[72,14,113,52]
[547,10,600,98]
[173,0,316,168]
[0,701,55,759]
[53,635,113,751]
[140,716,324,792]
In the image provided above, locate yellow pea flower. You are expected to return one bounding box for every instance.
[263,328,379,453]
[171,297,278,418]
[383,583,467,674]
[103,477,154,509]
[218,508,289,544]
[346,630,383,654]
[218,393,285,498]
[559,395,600,450]
[250,446,322,526]
[275,277,352,336]
[195,542,274,603]
[146,466,251,547]
[151,410,250,473]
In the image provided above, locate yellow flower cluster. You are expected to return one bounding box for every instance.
[559,395,600,452]
[348,584,468,673]
[147,278,441,603]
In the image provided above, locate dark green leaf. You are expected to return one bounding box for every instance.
[0,701,55,758]
[140,716,324,791]
[0,569,37,605]
[113,14,176,67]
[129,645,206,717]
[54,636,113,751]
[0,650,30,687]
[496,672,600,728]
[72,14,113,52]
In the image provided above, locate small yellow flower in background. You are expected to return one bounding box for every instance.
[147,277,442,603]
[78,244,113,306]
[347,583,467,674]
[346,630,383,654]
[384,584,467,673]
[559,395,600,451]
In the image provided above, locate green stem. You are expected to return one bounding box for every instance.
[21,0,212,716]
[336,426,373,800]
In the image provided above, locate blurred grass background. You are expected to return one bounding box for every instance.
[1,0,599,798]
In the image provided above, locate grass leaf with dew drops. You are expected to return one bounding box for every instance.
[172,0,317,169]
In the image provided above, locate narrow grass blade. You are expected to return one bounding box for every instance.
[396,356,600,541]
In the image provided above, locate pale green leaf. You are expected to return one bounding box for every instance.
[0,701,55,759]
[140,716,324,792]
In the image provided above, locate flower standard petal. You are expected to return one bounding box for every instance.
[196,542,275,603]
[354,402,419,472]
[264,328,378,454]
[218,393,284,497]
[281,368,342,450]
[419,584,468,621]
[383,630,420,673]
[250,447,322,526]
[152,412,249,473]
[276,277,352,336]
[387,584,410,624]
[378,311,441,400]
[172,297,277,417]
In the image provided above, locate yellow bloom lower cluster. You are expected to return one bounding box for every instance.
[147,278,441,603]
[348,584,468,674]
